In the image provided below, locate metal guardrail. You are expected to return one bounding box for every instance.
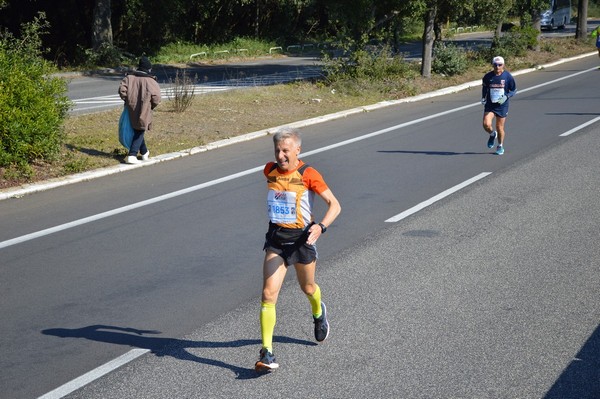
[189,51,207,60]
[447,26,479,34]
[190,43,324,60]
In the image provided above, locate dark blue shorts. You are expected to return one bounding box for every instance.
[484,103,509,118]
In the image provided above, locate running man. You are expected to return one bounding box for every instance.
[481,56,517,155]
[255,128,341,372]
[592,25,600,57]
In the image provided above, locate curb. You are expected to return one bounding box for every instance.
[1,51,596,201]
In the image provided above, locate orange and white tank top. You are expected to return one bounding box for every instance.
[264,160,329,229]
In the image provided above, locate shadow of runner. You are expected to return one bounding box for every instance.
[42,325,315,380]
[378,150,487,156]
[543,324,600,399]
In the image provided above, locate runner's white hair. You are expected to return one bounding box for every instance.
[273,127,302,146]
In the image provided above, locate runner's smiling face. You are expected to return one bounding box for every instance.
[274,138,301,171]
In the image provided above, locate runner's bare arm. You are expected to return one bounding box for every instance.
[307,189,341,245]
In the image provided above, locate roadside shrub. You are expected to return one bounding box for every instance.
[168,70,196,113]
[491,25,539,58]
[0,13,71,175]
[322,44,416,96]
[432,42,468,76]
[82,42,127,68]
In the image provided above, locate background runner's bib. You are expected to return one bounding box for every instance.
[490,87,504,103]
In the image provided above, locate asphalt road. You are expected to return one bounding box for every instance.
[1,54,599,398]
[67,106,600,399]
[66,56,324,115]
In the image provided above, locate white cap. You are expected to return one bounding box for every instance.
[492,56,504,65]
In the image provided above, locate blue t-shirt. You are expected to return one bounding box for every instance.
[482,70,516,107]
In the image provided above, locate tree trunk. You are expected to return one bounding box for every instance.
[576,0,588,39]
[255,0,260,38]
[531,8,541,51]
[421,6,436,78]
[92,0,113,50]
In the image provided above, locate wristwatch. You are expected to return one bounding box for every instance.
[318,223,327,233]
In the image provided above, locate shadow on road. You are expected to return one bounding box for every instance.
[543,323,600,399]
[378,149,488,156]
[42,325,315,380]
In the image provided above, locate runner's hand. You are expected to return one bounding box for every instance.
[481,98,486,105]
[497,95,507,105]
[306,224,322,245]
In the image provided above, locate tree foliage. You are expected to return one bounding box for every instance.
[0,0,589,68]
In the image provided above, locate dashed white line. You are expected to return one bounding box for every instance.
[560,115,600,137]
[37,349,149,399]
[385,172,492,223]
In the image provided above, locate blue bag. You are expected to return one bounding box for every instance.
[119,106,134,150]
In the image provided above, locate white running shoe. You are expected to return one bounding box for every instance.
[125,156,141,164]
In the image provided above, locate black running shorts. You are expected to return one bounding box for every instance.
[263,224,318,266]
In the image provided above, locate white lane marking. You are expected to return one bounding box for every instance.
[0,167,262,250]
[37,349,149,399]
[385,172,492,223]
[3,66,598,250]
[560,115,600,137]
[71,68,322,108]
[515,66,598,94]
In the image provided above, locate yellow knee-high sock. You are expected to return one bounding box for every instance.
[260,301,276,352]
[306,284,322,318]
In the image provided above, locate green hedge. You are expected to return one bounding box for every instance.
[0,13,71,173]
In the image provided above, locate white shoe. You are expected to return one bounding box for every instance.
[141,151,150,161]
[125,156,141,164]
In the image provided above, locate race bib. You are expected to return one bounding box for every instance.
[490,88,504,103]
[267,190,297,224]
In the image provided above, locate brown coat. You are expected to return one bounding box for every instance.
[118,72,161,131]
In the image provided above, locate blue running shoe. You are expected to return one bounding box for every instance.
[255,348,279,372]
[495,145,504,155]
[487,131,497,149]
[313,302,330,342]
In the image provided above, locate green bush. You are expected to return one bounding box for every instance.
[321,44,420,98]
[324,45,411,80]
[81,42,129,68]
[491,25,539,58]
[432,42,468,76]
[0,13,71,173]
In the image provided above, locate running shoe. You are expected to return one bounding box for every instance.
[495,145,504,155]
[255,348,279,372]
[487,131,497,149]
[313,302,330,342]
